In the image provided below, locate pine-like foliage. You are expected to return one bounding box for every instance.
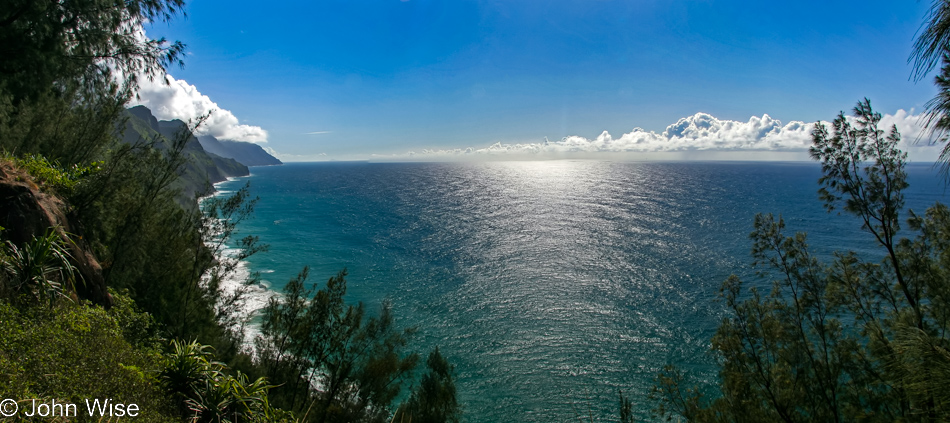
[254,268,420,423]
[0,0,185,165]
[394,347,462,423]
[653,100,950,422]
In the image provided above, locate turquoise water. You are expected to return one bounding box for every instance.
[213,160,949,422]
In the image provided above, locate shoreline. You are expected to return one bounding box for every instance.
[202,174,274,349]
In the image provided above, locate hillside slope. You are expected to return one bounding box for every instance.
[122,106,249,199]
[197,135,282,167]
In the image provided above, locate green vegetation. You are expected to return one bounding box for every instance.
[651,100,950,422]
[653,102,950,421]
[0,229,78,307]
[0,0,458,421]
[2,153,101,196]
[0,0,183,165]
[0,289,300,422]
[0,147,455,422]
[161,340,296,423]
[913,0,950,168]
[252,268,420,423]
[647,2,950,421]
[394,347,463,423]
[0,293,173,422]
[120,107,250,202]
[20,0,950,421]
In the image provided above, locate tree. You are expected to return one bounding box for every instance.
[255,268,420,423]
[652,100,950,422]
[916,49,950,167]
[910,1,950,82]
[911,0,950,170]
[394,347,462,423]
[0,294,177,422]
[0,0,185,165]
[0,0,184,104]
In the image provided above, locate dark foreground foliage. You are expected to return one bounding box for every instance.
[0,0,461,420]
[393,347,462,423]
[252,268,461,423]
[0,293,174,422]
[652,101,950,422]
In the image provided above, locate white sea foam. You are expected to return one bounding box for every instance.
[208,245,277,352]
[201,175,276,351]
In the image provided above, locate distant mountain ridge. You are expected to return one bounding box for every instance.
[122,105,249,200]
[197,135,282,167]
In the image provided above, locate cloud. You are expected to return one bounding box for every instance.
[881,109,928,144]
[130,74,269,143]
[378,111,936,160]
[305,131,332,135]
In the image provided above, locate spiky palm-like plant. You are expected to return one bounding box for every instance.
[162,341,221,394]
[162,340,292,422]
[0,230,79,306]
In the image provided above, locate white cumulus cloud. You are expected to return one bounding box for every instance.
[379,111,936,161]
[130,74,268,143]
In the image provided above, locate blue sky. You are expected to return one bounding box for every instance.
[139,1,941,160]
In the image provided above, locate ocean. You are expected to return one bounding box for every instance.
[212,160,949,422]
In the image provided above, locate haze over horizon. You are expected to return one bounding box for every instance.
[136,1,945,162]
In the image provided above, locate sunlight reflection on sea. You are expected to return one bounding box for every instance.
[215,160,948,422]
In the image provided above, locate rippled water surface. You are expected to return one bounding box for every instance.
[215,161,949,422]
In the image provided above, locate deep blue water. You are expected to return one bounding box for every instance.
[213,160,949,422]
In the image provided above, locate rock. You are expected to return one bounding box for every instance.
[0,160,112,307]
